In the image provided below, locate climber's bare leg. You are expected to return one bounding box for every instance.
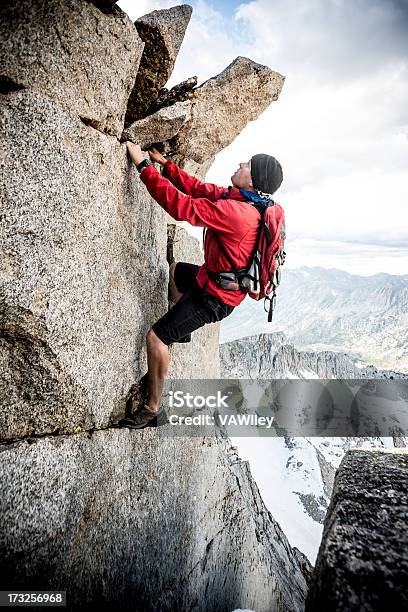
[169,261,183,303]
[146,328,169,411]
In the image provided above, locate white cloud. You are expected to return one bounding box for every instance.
[117,0,183,21]
[285,238,408,276]
[235,0,408,81]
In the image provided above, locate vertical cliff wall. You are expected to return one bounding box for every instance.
[1,430,310,612]
[0,1,311,610]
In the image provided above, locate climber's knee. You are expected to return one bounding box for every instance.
[146,327,168,351]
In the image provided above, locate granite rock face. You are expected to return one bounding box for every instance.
[0,2,309,610]
[125,5,193,125]
[122,100,191,149]
[0,0,143,137]
[0,89,169,440]
[171,57,285,168]
[306,449,408,611]
[0,428,310,612]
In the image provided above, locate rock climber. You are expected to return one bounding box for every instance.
[120,142,283,428]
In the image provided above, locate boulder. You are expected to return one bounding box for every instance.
[122,100,191,149]
[0,89,169,441]
[306,449,408,611]
[0,428,309,612]
[171,56,285,168]
[0,0,143,137]
[125,5,192,125]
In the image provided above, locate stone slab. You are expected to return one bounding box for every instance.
[172,56,285,167]
[125,5,192,124]
[122,101,191,149]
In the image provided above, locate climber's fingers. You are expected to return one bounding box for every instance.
[148,148,167,166]
[125,141,144,166]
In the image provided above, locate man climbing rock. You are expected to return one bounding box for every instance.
[120,142,283,428]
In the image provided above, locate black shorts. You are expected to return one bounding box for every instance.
[152,262,234,345]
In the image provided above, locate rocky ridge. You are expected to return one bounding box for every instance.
[220,331,408,379]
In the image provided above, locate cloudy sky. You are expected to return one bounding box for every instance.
[118,0,408,275]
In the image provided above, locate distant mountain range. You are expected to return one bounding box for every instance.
[219,331,407,379]
[220,266,408,372]
[219,331,407,563]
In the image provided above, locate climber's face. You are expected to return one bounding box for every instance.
[231,160,254,190]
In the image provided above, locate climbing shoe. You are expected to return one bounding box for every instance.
[125,373,149,418]
[118,404,168,429]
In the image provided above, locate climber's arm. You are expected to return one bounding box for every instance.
[148,147,227,200]
[127,143,228,201]
[139,164,233,233]
[161,159,228,201]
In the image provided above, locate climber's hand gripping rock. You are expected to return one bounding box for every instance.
[126,141,144,166]
[148,147,167,166]
[126,142,168,168]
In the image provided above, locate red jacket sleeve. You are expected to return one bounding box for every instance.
[162,160,228,201]
[140,164,237,235]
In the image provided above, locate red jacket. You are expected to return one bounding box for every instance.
[140,160,261,306]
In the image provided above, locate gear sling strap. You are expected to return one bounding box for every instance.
[204,200,286,322]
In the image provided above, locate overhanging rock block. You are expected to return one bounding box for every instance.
[0,90,168,441]
[125,5,193,125]
[172,56,285,168]
[0,0,143,137]
[91,0,118,8]
[306,448,408,611]
[148,75,198,115]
